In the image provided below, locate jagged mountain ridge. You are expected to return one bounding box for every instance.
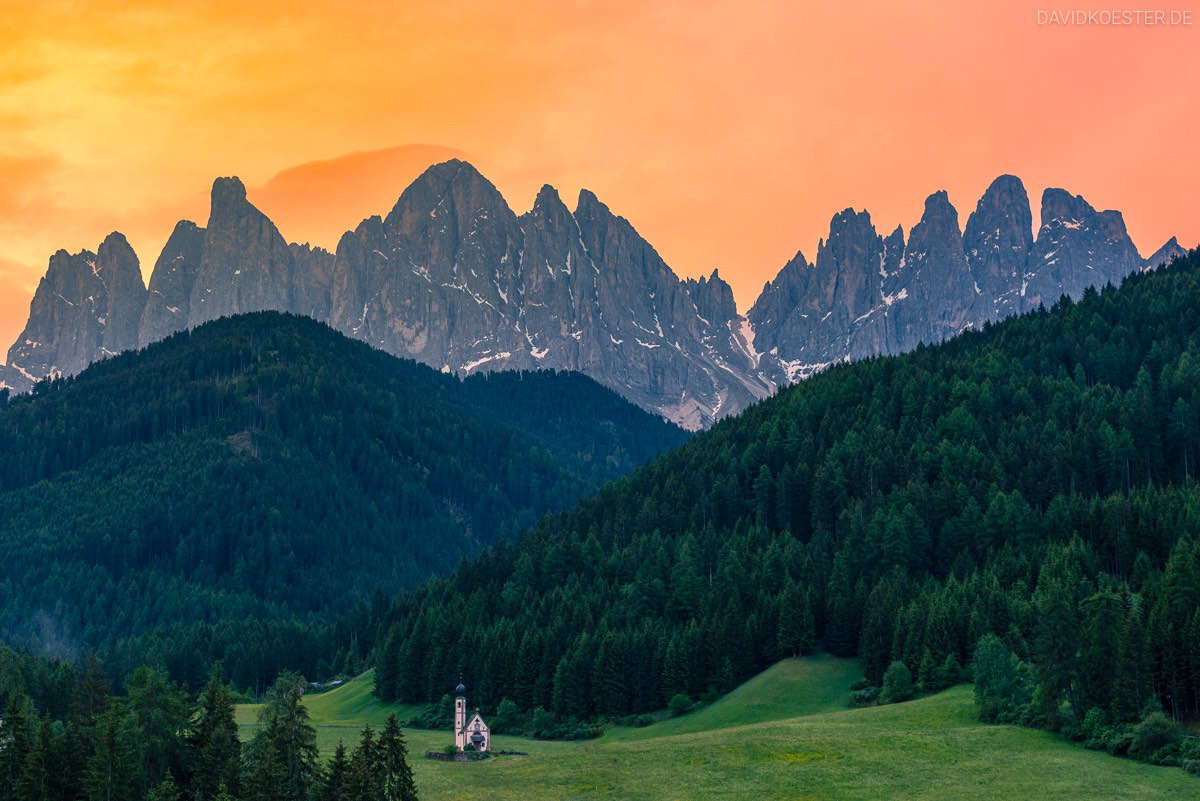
[2,165,1187,426]
[748,175,1167,376]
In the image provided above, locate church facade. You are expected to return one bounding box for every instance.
[453,681,491,752]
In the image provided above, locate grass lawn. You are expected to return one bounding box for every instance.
[236,656,1197,800]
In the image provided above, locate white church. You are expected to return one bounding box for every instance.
[453,680,491,752]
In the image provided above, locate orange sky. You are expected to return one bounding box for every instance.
[2,0,1198,359]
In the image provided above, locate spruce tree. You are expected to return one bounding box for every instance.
[776,579,808,658]
[18,720,57,801]
[378,714,418,801]
[346,726,381,800]
[83,707,137,801]
[318,742,349,801]
[247,673,320,801]
[188,663,241,800]
[0,693,31,798]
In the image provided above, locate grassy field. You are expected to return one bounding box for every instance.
[236,655,1197,800]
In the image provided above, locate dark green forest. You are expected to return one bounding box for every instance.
[370,251,1200,764]
[0,648,413,801]
[0,312,687,692]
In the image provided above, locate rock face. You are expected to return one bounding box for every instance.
[3,163,1180,427]
[1020,189,1142,309]
[1143,236,1188,270]
[5,232,146,387]
[187,177,301,326]
[750,177,1158,379]
[894,191,978,347]
[139,220,206,346]
[140,184,335,342]
[327,161,772,429]
[748,210,903,379]
[963,175,1033,320]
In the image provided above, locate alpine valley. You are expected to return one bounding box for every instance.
[3,162,1199,800]
[1,162,1186,430]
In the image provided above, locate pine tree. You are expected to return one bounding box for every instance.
[374,629,402,703]
[126,665,188,797]
[18,720,56,801]
[83,707,137,801]
[147,773,182,801]
[346,726,381,800]
[776,579,809,658]
[247,673,320,801]
[0,693,31,798]
[318,742,349,801]
[377,714,418,801]
[188,663,241,800]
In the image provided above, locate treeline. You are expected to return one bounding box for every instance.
[0,647,418,801]
[0,312,685,691]
[370,252,1200,750]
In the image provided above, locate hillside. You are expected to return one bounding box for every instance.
[235,660,1196,801]
[371,248,1200,738]
[0,312,688,689]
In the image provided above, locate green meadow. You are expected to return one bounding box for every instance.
[236,656,1196,800]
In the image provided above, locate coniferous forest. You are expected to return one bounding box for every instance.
[0,650,417,801]
[5,251,1200,796]
[0,313,688,691]
[369,250,1200,767]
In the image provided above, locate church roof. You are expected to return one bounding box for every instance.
[458,711,490,734]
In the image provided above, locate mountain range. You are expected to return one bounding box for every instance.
[1,162,1188,428]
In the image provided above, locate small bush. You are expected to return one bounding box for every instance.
[490,698,524,734]
[534,718,604,740]
[442,743,458,757]
[528,706,555,738]
[619,714,654,728]
[848,686,880,708]
[879,661,914,705]
[1080,707,1110,750]
[1130,711,1182,762]
[1105,725,1134,756]
[668,693,694,717]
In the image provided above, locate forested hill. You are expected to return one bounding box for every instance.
[374,248,1200,731]
[0,311,688,689]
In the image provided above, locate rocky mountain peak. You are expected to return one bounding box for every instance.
[211,175,248,208]
[686,268,738,327]
[896,190,976,345]
[1039,188,1102,231]
[1023,187,1142,309]
[963,175,1033,319]
[139,220,206,346]
[4,229,146,386]
[1144,236,1187,270]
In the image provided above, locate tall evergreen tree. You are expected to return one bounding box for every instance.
[0,693,31,798]
[187,663,241,800]
[377,714,418,801]
[318,742,349,801]
[83,707,137,801]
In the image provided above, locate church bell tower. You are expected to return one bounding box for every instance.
[454,679,467,750]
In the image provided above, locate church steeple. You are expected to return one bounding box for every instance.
[453,678,467,750]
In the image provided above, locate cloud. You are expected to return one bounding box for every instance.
[0,153,61,218]
[250,144,467,247]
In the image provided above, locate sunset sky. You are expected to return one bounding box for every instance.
[2,0,1198,358]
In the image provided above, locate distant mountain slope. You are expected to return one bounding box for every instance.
[371,247,1200,729]
[0,311,687,686]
